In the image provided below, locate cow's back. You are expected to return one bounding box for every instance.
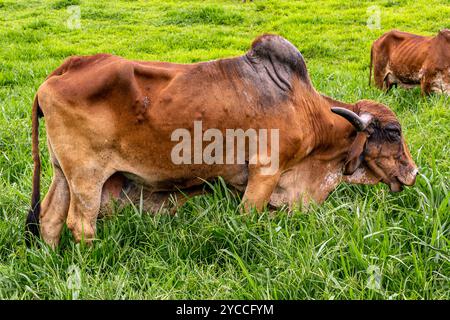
[39,34,311,127]
[40,54,190,110]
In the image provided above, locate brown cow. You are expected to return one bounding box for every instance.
[26,34,418,247]
[369,29,450,95]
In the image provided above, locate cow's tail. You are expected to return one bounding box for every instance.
[25,95,42,245]
[369,45,373,86]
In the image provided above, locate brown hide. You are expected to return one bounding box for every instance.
[370,29,450,94]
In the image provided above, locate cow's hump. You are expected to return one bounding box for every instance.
[248,34,310,85]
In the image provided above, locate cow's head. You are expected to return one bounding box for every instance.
[331,100,418,192]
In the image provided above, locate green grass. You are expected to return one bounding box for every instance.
[0,0,449,299]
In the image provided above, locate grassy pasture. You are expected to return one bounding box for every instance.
[0,0,449,299]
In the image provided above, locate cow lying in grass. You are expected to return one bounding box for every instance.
[369,29,450,95]
[26,34,418,247]
[98,95,418,215]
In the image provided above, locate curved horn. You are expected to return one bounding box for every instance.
[331,106,368,131]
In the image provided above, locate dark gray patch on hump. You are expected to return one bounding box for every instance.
[207,34,312,109]
[246,34,312,89]
[220,34,313,109]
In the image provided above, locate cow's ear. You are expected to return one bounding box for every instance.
[344,132,368,175]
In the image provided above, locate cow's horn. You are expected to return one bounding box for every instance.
[331,107,368,131]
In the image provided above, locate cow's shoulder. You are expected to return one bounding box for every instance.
[246,34,311,86]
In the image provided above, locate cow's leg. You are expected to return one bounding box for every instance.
[383,74,392,92]
[39,163,70,248]
[242,169,281,212]
[164,187,212,214]
[118,182,210,215]
[99,173,127,217]
[373,58,389,90]
[39,141,70,247]
[65,166,111,244]
[420,74,432,96]
[383,72,400,92]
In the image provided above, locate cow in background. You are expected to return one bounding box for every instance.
[369,29,450,95]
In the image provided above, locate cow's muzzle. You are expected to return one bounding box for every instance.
[390,167,418,192]
[397,167,419,186]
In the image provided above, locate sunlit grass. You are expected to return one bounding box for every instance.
[0,0,449,299]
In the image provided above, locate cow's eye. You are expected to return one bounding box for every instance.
[385,124,400,133]
[384,124,401,140]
